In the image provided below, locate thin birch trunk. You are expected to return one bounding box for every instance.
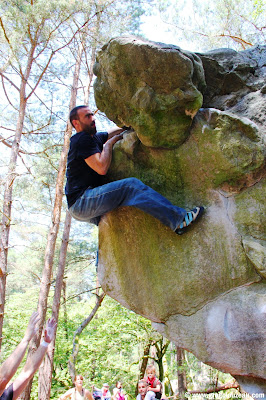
[84,7,100,105]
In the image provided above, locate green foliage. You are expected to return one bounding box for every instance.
[3,275,238,400]
[53,296,154,398]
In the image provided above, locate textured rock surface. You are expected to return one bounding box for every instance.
[93,36,266,395]
[94,36,205,148]
[153,283,266,394]
[198,46,266,134]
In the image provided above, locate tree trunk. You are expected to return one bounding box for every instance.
[140,342,151,379]
[0,8,58,348]
[84,45,97,105]
[135,341,151,396]
[38,211,72,400]
[0,43,35,347]
[0,101,26,347]
[84,4,100,106]
[62,280,68,341]
[21,111,74,400]
[176,346,187,400]
[154,337,170,382]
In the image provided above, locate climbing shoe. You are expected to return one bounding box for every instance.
[175,206,204,235]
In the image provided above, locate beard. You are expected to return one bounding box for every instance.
[88,124,97,135]
[83,121,97,135]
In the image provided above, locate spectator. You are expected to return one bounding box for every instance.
[92,385,102,400]
[101,384,111,400]
[136,380,155,400]
[113,381,127,400]
[144,365,162,399]
[59,375,93,400]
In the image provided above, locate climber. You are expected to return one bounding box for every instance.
[65,105,204,234]
[0,312,56,400]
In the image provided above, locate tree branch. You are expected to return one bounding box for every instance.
[26,50,55,100]
[188,379,240,394]
[220,33,253,48]
[68,292,105,380]
[0,71,20,92]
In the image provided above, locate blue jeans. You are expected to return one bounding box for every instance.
[69,178,186,231]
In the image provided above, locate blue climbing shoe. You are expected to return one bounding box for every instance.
[175,206,204,235]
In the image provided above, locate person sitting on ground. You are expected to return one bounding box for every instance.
[59,375,93,400]
[113,381,127,400]
[136,380,155,400]
[144,365,162,399]
[65,105,204,235]
[101,383,111,400]
[91,385,102,400]
[0,311,56,400]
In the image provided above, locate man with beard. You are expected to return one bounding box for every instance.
[65,105,204,234]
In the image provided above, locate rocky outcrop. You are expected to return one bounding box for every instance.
[93,36,205,148]
[93,36,266,395]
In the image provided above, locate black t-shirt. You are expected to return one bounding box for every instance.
[0,384,13,400]
[65,131,108,208]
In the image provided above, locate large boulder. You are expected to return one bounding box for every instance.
[93,36,266,395]
[93,36,205,148]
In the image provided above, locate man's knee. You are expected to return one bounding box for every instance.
[123,177,144,188]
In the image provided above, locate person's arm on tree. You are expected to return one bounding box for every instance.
[0,311,40,396]
[12,317,57,400]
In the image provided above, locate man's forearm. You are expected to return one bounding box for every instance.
[98,134,122,174]
[85,133,122,175]
[12,343,48,400]
[0,336,30,393]
[107,127,124,139]
[99,140,115,174]
[23,343,47,376]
